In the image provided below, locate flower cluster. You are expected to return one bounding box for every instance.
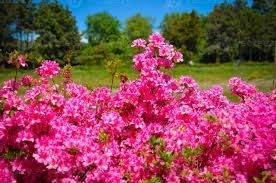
[36,60,60,78]
[0,33,275,182]
[8,54,27,69]
[229,77,257,100]
[131,38,147,48]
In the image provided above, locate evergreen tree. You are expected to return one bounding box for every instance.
[34,0,80,64]
[161,11,202,61]
[252,0,276,13]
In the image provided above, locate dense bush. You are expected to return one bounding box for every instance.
[76,44,113,65]
[0,33,275,182]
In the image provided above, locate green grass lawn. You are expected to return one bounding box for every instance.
[0,62,274,98]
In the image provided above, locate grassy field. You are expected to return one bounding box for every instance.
[0,62,274,98]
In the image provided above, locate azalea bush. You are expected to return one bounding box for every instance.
[0,33,275,183]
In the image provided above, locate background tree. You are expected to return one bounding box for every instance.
[0,0,36,66]
[85,12,121,46]
[125,14,153,41]
[205,2,237,63]
[252,0,276,13]
[0,3,16,67]
[161,11,202,61]
[259,9,276,61]
[236,6,262,61]
[14,0,36,51]
[34,0,80,64]
[0,0,275,66]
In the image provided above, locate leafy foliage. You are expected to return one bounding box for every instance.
[86,12,121,46]
[125,14,153,41]
[161,11,202,61]
[35,1,80,64]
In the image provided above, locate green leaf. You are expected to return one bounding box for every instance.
[181,146,206,160]
[99,129,110,142]
[66,147,79,156]
[149,136,164,147]
[0,101,4,115]
[143,176,163,183]
[2,149,27,160]
[204,113,218,123]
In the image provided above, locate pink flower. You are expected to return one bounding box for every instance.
[36,60,60,78]
[173,51,183,63]
[229,77,256,99]
[18,55,27,67]
[131,39,147,48]
[0,32,274,182]
[7,55,27,68]
[0,160,16,183]
[149,33,165,45]
[20,75,36,87]
[2,79,19,91]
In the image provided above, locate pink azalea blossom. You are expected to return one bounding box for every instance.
[7,55,27,68]
[20,75,36,87]
[36,60,60,78]
[0,33,275,182]
[131,38,147,48]
[18,55,27,67]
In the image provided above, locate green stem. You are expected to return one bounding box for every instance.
[111,73,115,91]
[13,68,18,91]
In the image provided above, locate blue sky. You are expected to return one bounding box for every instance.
[57,0,252,42]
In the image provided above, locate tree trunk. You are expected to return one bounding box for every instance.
[259,48,261,61]
[215,49,220,64]
[249,46,252,61]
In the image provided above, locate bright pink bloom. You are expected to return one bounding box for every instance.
[229,77,256,100]
[131,38,147,48]
[2,79,19,91]
[149,33,165,45]
[7,55,27,68]
[0,33,274,182]
[18,55,27,67]
[0,160,16,182]
[20,75,36,87]
[36,60,60,78]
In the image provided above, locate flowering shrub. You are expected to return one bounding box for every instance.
[36,60,61,78]
[0,33,275,182]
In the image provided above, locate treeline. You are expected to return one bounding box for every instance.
[0,0,80,67]
[0,0,275,67]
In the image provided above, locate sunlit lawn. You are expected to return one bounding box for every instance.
[0,62,274,100]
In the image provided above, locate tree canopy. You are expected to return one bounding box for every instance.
[35,1,80,64]
[0,0,275,65]
[86,12,121,46]
[125,14,153,41]
[161,10,203,60]
[0,0,80,65]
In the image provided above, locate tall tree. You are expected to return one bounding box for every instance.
[161,11,202,60]
[85,12,121,46]
[252,0,276,13]
[0,0,36,66]
[125,14,152,41]
[35,1,80,64]
[0,4,15,66]
[205,2,238,63]
[14,0,36,51]
[259,9,276,61]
